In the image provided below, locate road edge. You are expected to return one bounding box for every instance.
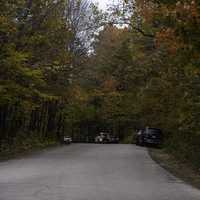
[148,148,200,190]
[0,142,61,162]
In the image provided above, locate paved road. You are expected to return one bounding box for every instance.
[0,144,200,200]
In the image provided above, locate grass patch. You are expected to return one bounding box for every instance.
[122,130,136,144]
[122,134,135,144]
[149,148,200,189]
[0,135,59,161]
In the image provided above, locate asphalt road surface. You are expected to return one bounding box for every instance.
[0,144,200,200]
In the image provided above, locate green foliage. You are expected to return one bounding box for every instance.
[0,0,105,152]
[1,0,200,171]
[76,0,200,167]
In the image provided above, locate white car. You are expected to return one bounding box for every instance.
[95,132,110,143]
[63,136,72,144]
[95,136,102,143]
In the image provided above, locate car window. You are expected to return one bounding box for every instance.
[148,129,162,135]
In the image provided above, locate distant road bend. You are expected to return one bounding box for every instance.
[0,144,200,200]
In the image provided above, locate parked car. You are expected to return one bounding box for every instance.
[63,136,72,144]
[95,132,111,144]
[136,128,163,146]
[110,136,120,144]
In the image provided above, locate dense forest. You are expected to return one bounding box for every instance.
[0,0,104,152]
[0,0,200,168]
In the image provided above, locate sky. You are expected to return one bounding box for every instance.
[92,0,119,10]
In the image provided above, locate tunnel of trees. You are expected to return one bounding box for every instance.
[1,0,200,168]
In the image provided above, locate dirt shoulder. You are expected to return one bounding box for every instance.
[149,148,200,190]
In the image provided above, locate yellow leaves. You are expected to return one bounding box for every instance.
[0,15,7,24]
[0,15,16,34]
[69,85,89,104]
[185,63,200,77]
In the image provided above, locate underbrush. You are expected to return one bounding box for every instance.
[149,147,200,189]
[0,133,59,160]
[165,132,200,170]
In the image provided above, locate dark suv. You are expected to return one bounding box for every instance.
[136,128,163,146]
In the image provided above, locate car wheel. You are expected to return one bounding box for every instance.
[139,137,145,146]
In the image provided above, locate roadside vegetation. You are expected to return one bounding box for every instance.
[0,0,103,155]
[149,148,200,189]
[1,0,200,173]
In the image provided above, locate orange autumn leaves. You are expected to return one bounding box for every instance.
[157,1,199,54]
[175,1,198,20]
[155,28,181,54]
[136,0,155,23]
[136,0,200,54]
